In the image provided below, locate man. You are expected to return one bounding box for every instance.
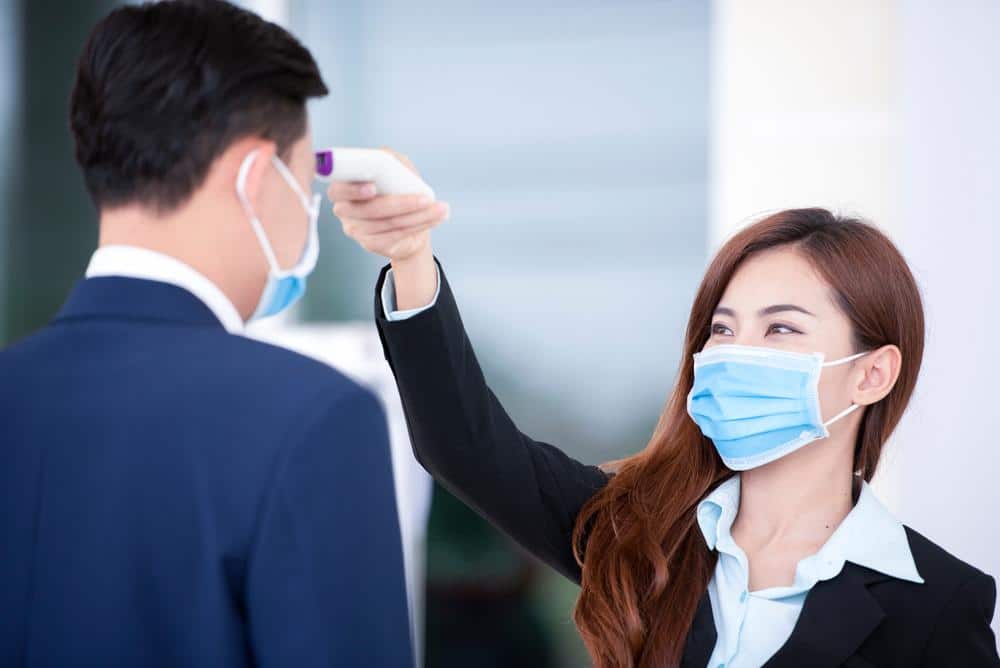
[0,1,426,665]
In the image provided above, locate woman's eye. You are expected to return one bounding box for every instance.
[711,323,733,336]
[767,323,800,335]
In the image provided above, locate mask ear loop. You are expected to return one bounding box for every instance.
[821,349,870,367]
[822,402,862,427]
[270,154,314,211]
[268,154,322,274]
[820,349,871,426]
[236,150,282,275]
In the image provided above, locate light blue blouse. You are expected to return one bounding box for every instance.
[695,473,923,667]
[380,267,925,667]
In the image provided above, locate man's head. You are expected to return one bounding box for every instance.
[69,0,328,319]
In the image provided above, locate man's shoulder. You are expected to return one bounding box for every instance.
[2,320,380,419]
[224,332,344,376]
[198,331,375,403]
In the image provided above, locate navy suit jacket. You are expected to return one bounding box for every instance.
[0,276,413,667]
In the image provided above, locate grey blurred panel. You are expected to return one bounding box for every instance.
[367,34,707,149]
[293,0,710,462]
[435,181,704,261]
[401,134,707,193]
[444,254,705,460]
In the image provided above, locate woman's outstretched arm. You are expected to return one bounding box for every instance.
[373,251,610,584]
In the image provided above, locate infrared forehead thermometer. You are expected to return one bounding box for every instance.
[314,148,435,199]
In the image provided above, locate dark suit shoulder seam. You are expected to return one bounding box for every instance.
[914,569,989,664]
[904,524,990,582]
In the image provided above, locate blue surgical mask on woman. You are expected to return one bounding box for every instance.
[686,343,870,470]
[235,149,321,320]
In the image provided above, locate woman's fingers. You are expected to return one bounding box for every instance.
[378,146,421,177]
[354,219,442,257]
[332,193,436,221]
[368,203,449,235]
[342,201,449,233]
[325,146,443,260]
[339,201,448,240]
[327,180,377,203]
[362,217,443,243]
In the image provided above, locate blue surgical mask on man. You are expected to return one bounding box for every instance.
[686,343,870,470]
[235,148,321,320]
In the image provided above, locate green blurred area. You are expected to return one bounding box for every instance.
[1,0,117,346]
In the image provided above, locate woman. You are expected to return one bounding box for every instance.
[328,158,999,667]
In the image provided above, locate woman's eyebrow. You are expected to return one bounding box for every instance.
[712,304,817,317]
[758,304,816,317]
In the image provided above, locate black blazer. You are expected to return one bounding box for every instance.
[373,257,1000,667]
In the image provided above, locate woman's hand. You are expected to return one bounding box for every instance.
[326,147,450,263]
[326,147,446,310]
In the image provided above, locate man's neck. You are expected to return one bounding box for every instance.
[97,201,261,320]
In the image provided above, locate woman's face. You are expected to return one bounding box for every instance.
[703,245,861,422]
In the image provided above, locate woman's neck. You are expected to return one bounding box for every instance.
[731,449,856,552]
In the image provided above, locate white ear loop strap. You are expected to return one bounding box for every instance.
[822,350,870,367]
[236,150,282,274]
[270,153,317,213]
[820,349,871,426]
[822,402,862,427]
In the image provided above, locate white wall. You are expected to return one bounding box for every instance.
[709,0,898,243]
[708,0,903,503]
[710,0,1000,643]
[895,0,1000,637]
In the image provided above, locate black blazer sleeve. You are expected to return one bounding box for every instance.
[373,256,611,584]
[919,571,1000,667]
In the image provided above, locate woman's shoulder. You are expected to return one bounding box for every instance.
[897,525,999,664]
[901,524,997,611]
[903,524,995,586]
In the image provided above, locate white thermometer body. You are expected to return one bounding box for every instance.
[314,147,435,199]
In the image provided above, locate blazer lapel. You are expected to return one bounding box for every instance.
[681,589,717,667]
[764,562,889,667]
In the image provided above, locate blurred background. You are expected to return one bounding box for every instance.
[1,0,997,665]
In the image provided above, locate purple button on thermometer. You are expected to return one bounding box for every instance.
[314,149,334,178]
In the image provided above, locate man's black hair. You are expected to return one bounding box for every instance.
[69,0,328,214]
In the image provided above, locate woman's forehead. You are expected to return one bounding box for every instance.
[718,247,836,315]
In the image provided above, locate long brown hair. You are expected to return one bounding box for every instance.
[570,208,925,667]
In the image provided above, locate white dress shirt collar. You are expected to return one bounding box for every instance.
[84,245,245,335]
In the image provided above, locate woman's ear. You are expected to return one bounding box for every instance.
[853,343,902,406]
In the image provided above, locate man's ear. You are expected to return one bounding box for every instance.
[227,139,277,209]
[853,343,902,406]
